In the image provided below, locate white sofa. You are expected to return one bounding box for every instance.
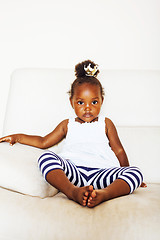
[0,69,160,240]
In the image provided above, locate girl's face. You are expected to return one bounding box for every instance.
[70,83,103,123]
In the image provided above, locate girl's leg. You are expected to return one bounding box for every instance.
[38,151,93,206]
[87,178,130,207]
[87,166,143,207]
[46,169,93,206]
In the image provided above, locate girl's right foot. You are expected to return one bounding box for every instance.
[87,189,107,208]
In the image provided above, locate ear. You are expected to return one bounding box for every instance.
[70,97,74,109]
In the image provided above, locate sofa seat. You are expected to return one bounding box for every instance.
[0,184,160,240]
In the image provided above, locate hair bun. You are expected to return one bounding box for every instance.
[75,60,99,78]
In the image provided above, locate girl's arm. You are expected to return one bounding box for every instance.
[0,119,68,149]
[105,118,147,188]
[105,118,129,167]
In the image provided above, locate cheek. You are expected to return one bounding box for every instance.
[94,105,102,113]
[74,106,83,113]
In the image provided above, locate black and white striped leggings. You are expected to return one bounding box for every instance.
[38,150,143,193]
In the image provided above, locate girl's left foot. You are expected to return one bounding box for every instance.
[87,189,109,208]
[87,179,132,207]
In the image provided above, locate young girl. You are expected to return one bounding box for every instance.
[0,60,146,208]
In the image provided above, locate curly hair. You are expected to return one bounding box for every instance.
[68,60,105,99]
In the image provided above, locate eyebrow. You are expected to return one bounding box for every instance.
[76,97,99,100]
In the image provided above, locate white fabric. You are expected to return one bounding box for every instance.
[0,143,58,198]
[59,116,120,168]
[3,69,160,137]
[0,184,160,240]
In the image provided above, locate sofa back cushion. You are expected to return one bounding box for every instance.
[3,69,160,136]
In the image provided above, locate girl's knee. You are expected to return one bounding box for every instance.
[38,151,63,179]
[119,166,143,193]
[129,166,143,183]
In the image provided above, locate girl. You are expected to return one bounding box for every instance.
[0,60,146,208]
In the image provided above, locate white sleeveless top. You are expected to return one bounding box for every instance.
[58,116,120,169]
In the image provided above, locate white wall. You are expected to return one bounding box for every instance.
[0,0,160,135]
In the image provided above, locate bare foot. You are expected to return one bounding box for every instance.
[140,182,147,188]
[71,185,94,206]
[87,189,109,208]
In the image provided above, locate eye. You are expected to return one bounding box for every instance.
[77,101,84,105]
[92,100,98,105]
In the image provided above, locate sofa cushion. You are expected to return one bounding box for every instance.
[3,69,160,136]
[0,143,58,198]
[0,184,159,240]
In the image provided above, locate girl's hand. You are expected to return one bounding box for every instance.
[0,135,18,146]
[140,182,147,188]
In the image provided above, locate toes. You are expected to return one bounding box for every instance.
[83,196,88,201]
[82,197,88,206]
[87,200,95,208]
[83,185,93,201]
[88,185,94,192]
[87,197,99,208]
[87,190,96,203]
[84,191,89,197]
[87,190,98,208]
[77,186,95,207]
[91,190,96,198]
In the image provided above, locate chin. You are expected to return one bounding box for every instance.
[84,117,97,123]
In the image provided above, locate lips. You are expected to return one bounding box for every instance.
[83,113,93,118]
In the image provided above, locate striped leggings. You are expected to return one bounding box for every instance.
[38,150,143,193]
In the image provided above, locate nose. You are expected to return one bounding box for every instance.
[85,103,91,111]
